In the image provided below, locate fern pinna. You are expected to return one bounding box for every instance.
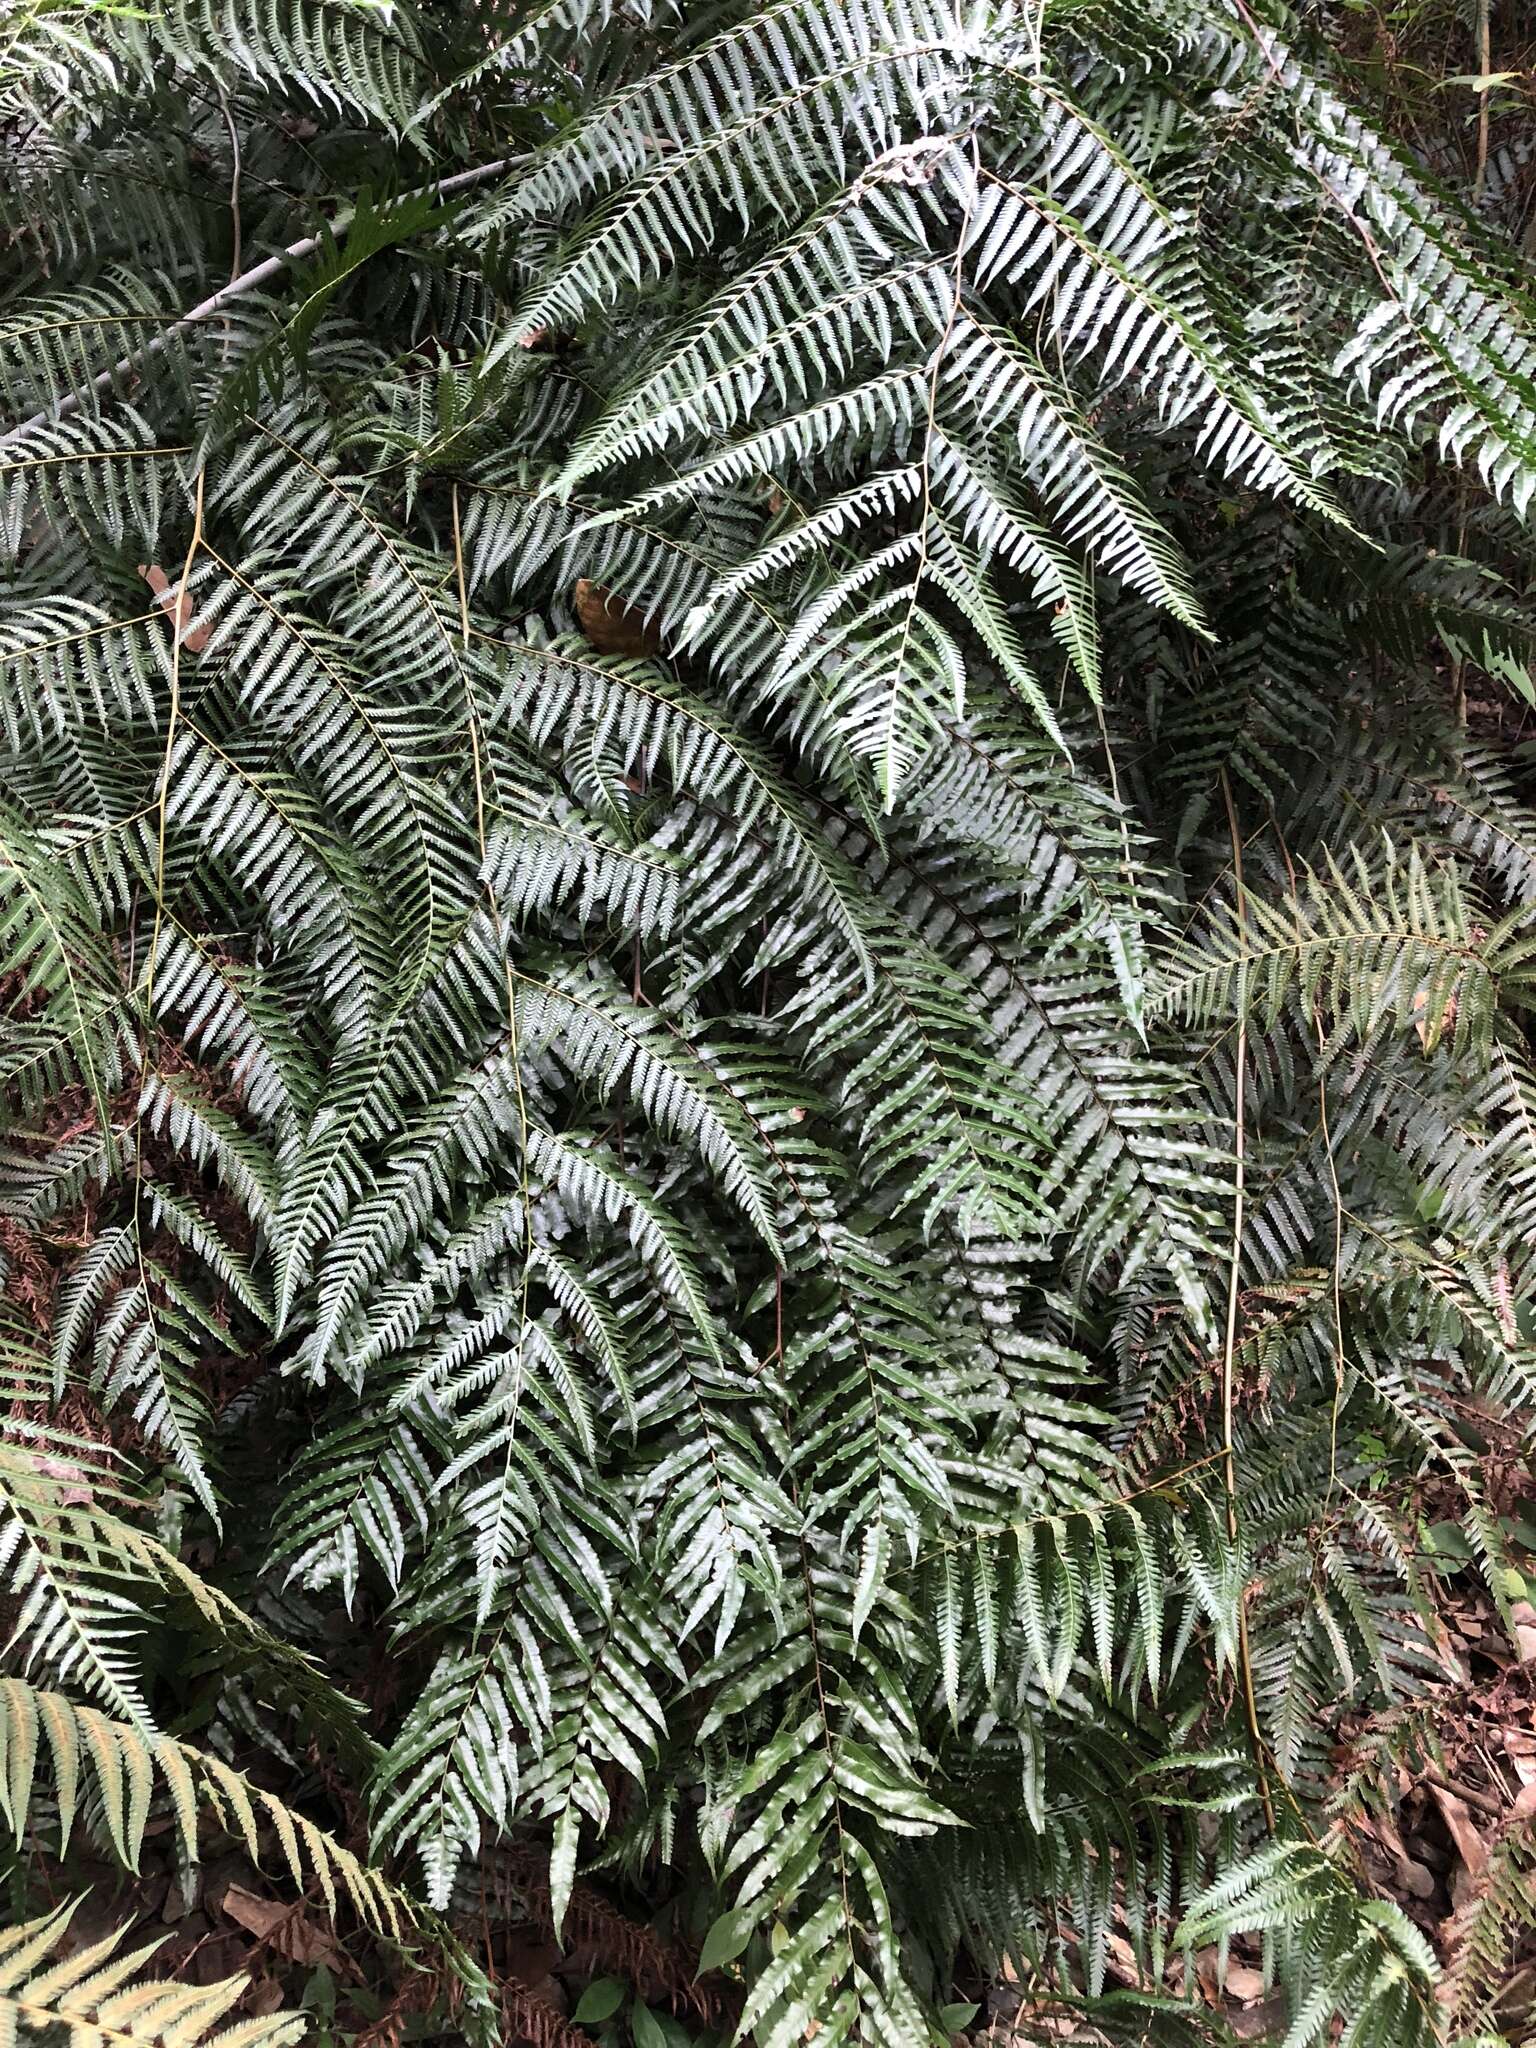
[3,0,1536,2041]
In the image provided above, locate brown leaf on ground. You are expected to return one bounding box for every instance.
[1222,1964,1267,2002]
[244,1976,290,2016]
[1396,1856,1437,1901]
[1503,1727,1536,1785]
[1194,1948,1268,2008]
[218,1885,344,1968]
[574,579,662,658]
[1099,1931,1145,1990]
[1412,984,1458,1050]
[1428,1784,1489,1914]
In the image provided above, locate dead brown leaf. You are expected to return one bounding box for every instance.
[1428,1784,1490,1913]
[219,1885,344,1968]
[574,579,662,658]
[1412,985,1458,1050]
[1099,1931,1145,1990]
[1222,1964,1267,2002]
[1396,1857,1436,1901]
[244,1976,290,2017]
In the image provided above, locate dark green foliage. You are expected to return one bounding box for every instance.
[3,1,1536,2041]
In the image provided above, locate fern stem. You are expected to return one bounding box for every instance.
[1271,816,1350,1525]
[217,84,242,325]
[122,466,211,1523]
[142,466,204,1065]
[883,130,979,808]
[1473,0,1492,197]
[453,481,537,1513]
[1219,771,1275,1837]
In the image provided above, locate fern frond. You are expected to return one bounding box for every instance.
[0,1901,306,2048]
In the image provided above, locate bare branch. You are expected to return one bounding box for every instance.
[0,158,511,448]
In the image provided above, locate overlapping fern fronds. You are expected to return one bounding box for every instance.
[4,0,1536,2040]
[0,1902,307,2048]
